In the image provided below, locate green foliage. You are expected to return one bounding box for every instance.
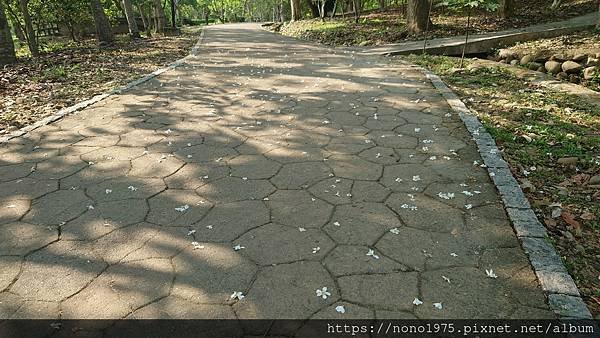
[438,0,499,12]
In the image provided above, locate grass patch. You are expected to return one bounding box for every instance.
[403,54,600,316]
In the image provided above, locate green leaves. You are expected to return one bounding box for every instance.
[438,0,499,13]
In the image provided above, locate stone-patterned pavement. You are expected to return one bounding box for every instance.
[0,23,555,320]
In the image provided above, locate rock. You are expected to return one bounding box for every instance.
[575,244,585,254]
[358,40,370,46]
[562,61,583,74]
[498,49,517,61]
[588,175,600,185]
[528,62,542,70]
[534,54,548,63]
[521,179,535,192]
[545,61,562,74]
[572,53,587,62]
[557,157,578,165]
[583,66,597,80]
[569,74,580,83]
[510,59,519,66]
[562,231,575,242]
[556,72,568,80]
[520,55,535,65]
[585,57,600,67]
[550,54,566,62]
[537,66,546,72]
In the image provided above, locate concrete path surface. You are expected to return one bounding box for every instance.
[0,23,555,320]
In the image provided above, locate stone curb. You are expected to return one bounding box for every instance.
[405,62,592,319]
[0,28,206,145]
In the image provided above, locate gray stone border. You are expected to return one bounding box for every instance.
[0,28,206,145]
[404,61,592,319]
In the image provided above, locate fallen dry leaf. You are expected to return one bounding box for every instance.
[562,212,582,231]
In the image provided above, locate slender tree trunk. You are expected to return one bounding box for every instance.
[7,12,24,42]
[352,0,360,23]
[460,6,471,68]
[137,5,147,30]
[279,1,284,21]
[290,0,301,21]
[330,0,337,19]
[307,1,317,18]
[170,0,175,28]
[153,0,165,33]
[18,0,37,56]
[406,0,428,34]
[0,0,15,65]
[378,0,385,10]
[89,0,113,44]
[123,0,140,38]
[597,2,600,28]
[498,0,513,19]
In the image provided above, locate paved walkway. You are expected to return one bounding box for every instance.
[357,12,598,56]
[0,23,554,320]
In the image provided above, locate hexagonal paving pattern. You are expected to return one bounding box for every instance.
[268,190,333,228]
[324,203,402,246]
[0,23,553,321]
[236,223,334,265]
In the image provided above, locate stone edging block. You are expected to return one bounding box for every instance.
[405,61,592,319]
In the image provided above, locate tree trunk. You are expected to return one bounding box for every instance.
[7,12,24,42]
[498,0,513,19]
[406,0,428,34]
[290,0,301,21]
[18,0,37,56]
[0,1,15,65]
[153,0,165,33]
[378,0,385,10]
[598,2,600,28]
[170,0,176,28]
[308,1,319,18]
[122,0,140,38]
[89,0,113,44]
[352,0,361,23]
[138,5,147,30]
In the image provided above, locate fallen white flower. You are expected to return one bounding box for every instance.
[366,249,380,259]
[433,302,443,310]
[233,244,245,251]
[316,287,331,299]
[486,269,498,279]
[335,305,346,314]
[230,291,245,300]
[413,298,423,306]
[390,228,400,235]
[437,192,455,200]
[175,205,190,212]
